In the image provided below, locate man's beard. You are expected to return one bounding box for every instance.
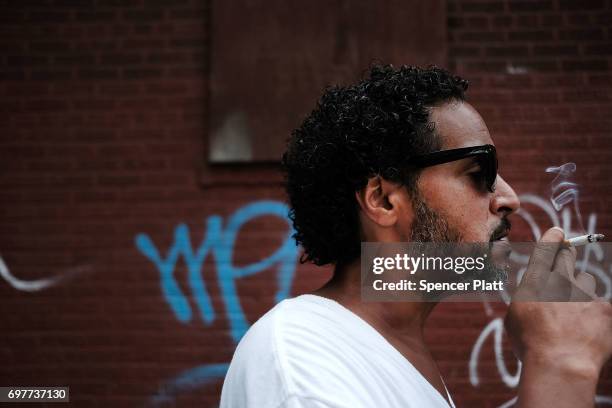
[408,189,508,300]
[409,189,462,243]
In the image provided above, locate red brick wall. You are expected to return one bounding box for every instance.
[0,1,610,407]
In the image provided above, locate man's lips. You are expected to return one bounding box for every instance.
[491,217,512,242]
[491,232,509,242]
[490,233,512,259]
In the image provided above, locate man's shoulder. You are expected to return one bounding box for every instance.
[220,295,342,407]
[222,295,450,408]
[229,293,382,386]
[234,295,336,357]
[225,293,367,388]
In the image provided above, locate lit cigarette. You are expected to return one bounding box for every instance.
[563,233,605,247]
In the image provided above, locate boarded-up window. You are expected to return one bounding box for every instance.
[208,0,447,163]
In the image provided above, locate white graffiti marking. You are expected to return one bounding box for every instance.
[0,254,87,292]
[469,317,521,388]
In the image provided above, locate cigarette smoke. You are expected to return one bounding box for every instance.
[545,162,585,233]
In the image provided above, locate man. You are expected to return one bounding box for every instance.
[220,65,612,407]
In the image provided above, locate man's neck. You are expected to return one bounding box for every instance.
[311,258,437,347]
[310,258,451,404]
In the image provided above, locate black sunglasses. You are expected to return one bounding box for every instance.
[406,144,498,193]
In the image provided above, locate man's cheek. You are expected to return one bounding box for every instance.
[462,223,489,242]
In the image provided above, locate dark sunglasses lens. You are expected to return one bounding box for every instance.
[485,150,497,192]
[474,150,497,192]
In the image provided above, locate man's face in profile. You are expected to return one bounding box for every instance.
[407,100,520,246]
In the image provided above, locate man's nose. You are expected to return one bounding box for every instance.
[490,175,520,216]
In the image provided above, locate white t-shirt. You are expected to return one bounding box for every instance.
[220,294,455,408]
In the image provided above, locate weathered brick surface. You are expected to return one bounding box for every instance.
[0,0,610,406]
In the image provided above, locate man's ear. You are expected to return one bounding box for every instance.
[355,176,404,227]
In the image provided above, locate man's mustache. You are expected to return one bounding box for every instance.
[490,218,512,241]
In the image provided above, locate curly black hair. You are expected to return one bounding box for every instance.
[281,64,469,266]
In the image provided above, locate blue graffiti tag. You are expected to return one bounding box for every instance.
[149,363,230,406]
[135,200,299,342]
[135,200,300,405]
